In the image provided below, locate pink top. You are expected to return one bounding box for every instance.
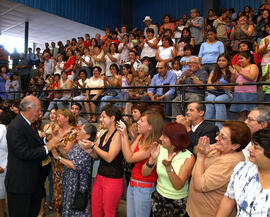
[234,68,257,93]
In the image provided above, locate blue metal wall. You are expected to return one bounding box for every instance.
[132,0,204,30]
[10,0,122,30]
[219,0,263,13]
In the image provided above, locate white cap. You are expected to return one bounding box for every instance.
[143,16,152,22]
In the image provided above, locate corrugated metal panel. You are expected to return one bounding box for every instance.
[219,0,263,13]
[132,0,204,30]
[10,0,122,30]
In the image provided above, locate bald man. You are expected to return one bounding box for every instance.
[5,96,59,217]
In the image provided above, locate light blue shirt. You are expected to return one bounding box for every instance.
[180,56,192,72]
[147,70,177,96]
[198,41,224,64]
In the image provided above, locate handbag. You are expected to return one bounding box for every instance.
[71,172,88,211]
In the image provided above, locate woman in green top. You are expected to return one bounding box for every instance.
[142,122,195,217]
[261,62,270,102]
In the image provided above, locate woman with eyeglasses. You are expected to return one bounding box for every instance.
[216,128,270,217]
[186,121,251,217]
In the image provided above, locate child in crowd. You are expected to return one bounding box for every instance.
[171,59,183,79]
[180,44,193,72]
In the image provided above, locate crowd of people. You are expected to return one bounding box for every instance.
[0,1,270,217]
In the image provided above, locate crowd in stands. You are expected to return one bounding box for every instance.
[1,1,270,217]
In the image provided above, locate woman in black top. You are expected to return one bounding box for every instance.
[90,105,124,217]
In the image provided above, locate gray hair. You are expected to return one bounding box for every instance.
[189,56,200,63]
[19,98,36,111]
[190,8,198,13]
[253,106,270,127]
[138,64,149,73]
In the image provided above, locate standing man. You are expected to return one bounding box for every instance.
[5,96,58,217]
[143,16,158,38]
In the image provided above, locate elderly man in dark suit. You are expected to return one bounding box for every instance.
[5,96,59,217]
[176,102,219,154]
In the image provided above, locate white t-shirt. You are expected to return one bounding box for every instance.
[81,55,91,67]
[105,53,120,77]
[86,77,104,95]
[118,42,134,63]
[140,38,157,58]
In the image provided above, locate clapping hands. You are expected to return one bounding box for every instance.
[197,136,215,156]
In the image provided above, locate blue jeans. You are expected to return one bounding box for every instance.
[100,95,120,110]
[127,179,155,217]
[204,93,231,130]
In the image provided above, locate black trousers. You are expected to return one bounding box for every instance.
[7,191,42,217]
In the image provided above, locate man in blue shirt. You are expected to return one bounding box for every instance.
[141,61,177,118]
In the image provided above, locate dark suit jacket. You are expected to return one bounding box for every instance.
[188,121,219,153]
[5,113,47,194]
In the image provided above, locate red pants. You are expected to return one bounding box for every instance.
[91,174,124,217]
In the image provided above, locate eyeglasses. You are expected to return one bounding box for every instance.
[246,117,258,122]
[216,132,231,141]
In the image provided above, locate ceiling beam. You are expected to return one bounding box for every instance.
[0,3,21,17]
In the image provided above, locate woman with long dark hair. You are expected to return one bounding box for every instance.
[204,54,234,129]
[176,28,195,57]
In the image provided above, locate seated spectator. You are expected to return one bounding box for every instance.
[139,28,158,77]
[198,28,224,74]
[176,102,219,153]
[100,64,121,110]
[232,40,260,66]
[118,34,134,65]
[156,36,176,68]
[171,59,182,79]
[176,28,195,57]
[180,44,193,72]
[142,122,195,217]
[230,15,255,52]
[50,42,59,59]
[204,54,234,129]
[103,43,120,77]
[72,69,90,105]
[53,54,65,75]
[45,71,72,117]
[101,27,111,44]
[25,77,37,96]
[186,120,251,217]
[92,45,105,75]
[73,52,82,80]
[205,9,217,31]
[230,51,259,121]
[77,36,85,54]
[186,9,204,55]
[111,31,120,46]
[129,64,151,100]
[172,56,208,117]
[258,22,270,72]
[70,102,88,127]
[84,66,104,122]
[36,77,45,99]
[0,65,10,100]
[216,128,270,217]
[142,61,177,118]
[5,74,19,100]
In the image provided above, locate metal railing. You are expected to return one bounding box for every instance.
[3,81,270,121]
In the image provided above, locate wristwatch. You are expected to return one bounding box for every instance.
[58,156,62,161]
[146,160,155,168]
[167,168,174,173]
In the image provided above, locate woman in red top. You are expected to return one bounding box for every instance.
[65,48,75,80]
[117,111,163,217]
